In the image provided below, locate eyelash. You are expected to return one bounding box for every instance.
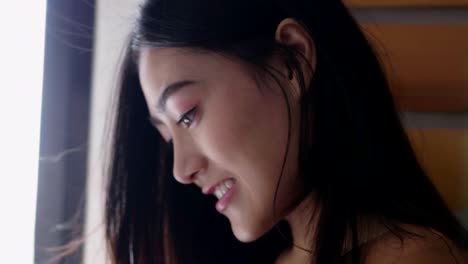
[177,106,197,128]
[147,107,197,145]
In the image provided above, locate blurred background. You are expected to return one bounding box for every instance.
[0,0,466,263]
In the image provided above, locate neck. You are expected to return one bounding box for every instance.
[281,195,390,263]
[284,194,317,253]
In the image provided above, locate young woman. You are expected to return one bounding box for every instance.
[105,0,468,263]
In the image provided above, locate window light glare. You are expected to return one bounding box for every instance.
[0,1,47,263]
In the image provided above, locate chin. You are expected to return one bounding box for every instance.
[229,219,273,243]
[232,228,261,243]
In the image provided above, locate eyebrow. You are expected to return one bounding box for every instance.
[156,80,196,112]
[149,80,196,126]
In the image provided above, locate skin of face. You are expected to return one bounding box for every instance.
[138,47,303,242]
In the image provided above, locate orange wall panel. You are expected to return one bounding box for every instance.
[361,24,468,111]
[407,129,468,210]
[346,0,468,8]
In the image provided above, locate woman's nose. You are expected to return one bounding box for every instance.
[171,138,207,184]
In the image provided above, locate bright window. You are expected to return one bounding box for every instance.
[0,1,47,263]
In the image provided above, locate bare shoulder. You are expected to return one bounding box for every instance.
[361,225,468,264]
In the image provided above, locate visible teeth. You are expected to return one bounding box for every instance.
[214,179,235,199]
[225,179,233,188]
[220,184,227,194]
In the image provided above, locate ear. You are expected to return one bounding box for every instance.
[275,18,317,97]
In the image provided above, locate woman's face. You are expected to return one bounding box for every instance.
[138,48,302,242]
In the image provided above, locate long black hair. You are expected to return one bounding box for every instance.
[104,0,468,263]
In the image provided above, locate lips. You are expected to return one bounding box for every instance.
[213,178,235,199]
[215,181,236,212]
[202,178,237,212]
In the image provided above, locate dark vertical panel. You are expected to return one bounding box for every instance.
[35,0,95,263]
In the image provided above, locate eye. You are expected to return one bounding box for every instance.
[177,107,197,128]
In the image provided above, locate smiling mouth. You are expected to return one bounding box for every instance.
[213,178,235,199]
[214,178,237,213]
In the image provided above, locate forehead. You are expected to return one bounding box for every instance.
[138,48,226,95]
[138,48,194,90]
[137,48,254,100]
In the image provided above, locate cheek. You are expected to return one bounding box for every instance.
[202,88,291,195]
[198,95,264,161]
[196,105,247,163]
[201,84,290,182]
[198,90,301,241]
